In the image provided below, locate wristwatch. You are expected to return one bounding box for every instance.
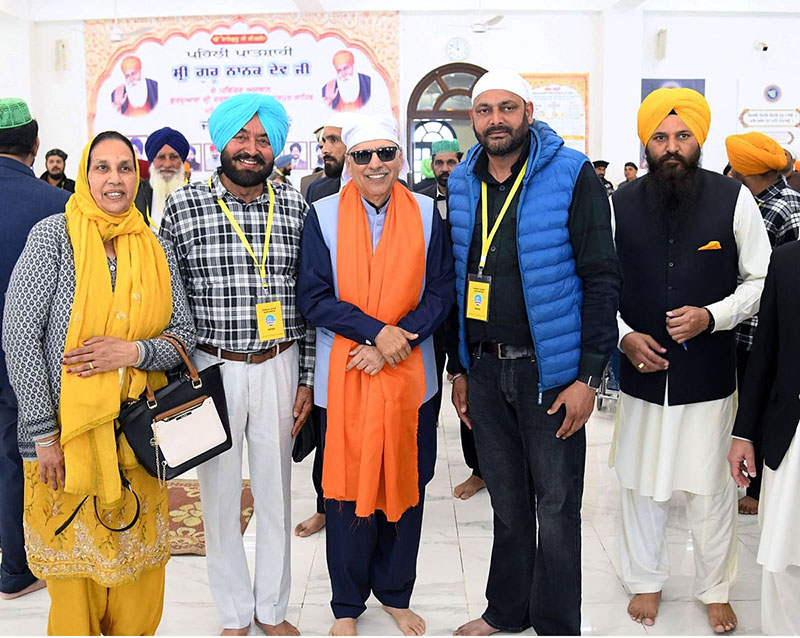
[704,307,715,333]
[577,373,602,389]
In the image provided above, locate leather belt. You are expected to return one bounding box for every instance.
[474,342,536,361]
[197,341,295,364]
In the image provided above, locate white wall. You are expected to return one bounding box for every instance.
[29,21,87,177]
[399,10,604,158]
[0,13,32,107]
[642,11,800,175]
[15,5,800,184]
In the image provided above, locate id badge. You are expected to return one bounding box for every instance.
[256,301,286,341]
[466,273,492,322]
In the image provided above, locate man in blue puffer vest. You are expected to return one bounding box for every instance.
[448,70,621,636]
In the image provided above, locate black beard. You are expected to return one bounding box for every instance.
[47,171,63,181]
[435,172,450,188]
[220,150,271,187]
[323,156,344,179]
[644,146,702,238]
[474,118,529,157]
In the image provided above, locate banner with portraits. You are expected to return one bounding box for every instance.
[84,13,399,178]
[523,74,589,155]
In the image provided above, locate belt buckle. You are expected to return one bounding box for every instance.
[246,352,254,364]
[496,344,512,360]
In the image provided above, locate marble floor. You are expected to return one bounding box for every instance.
[1,392,765,636]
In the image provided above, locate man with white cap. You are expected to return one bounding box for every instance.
[447,69,621,635]
[160,93,314,636]
[297,114,454,636]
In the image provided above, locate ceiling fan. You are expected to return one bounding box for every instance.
[471,14,504,33]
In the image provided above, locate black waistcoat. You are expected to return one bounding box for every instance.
[614,168,740,406]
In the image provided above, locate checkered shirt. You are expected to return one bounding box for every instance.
[160,170,315,386]
[736,177,800,351]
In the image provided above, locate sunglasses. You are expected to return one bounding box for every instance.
[347,146,399,165]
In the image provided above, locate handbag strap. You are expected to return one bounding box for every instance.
[139,333,203,403]
[157,333,201,385]
[54,472,141,536]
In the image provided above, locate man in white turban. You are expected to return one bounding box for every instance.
[297,114,454,636]
[448,69,621,636]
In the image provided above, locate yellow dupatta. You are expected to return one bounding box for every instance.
[59,136,173,509]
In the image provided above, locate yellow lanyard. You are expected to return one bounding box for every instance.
[144,203,158,232]
[208,177,275,288]
[479,159,528,274]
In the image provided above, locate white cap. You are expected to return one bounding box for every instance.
[324,112,355,131]
[342,114,401,151]
[341,114,409,184]
[471,69,531,106]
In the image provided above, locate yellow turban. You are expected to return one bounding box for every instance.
[725,132,787,176]
[333,50,355,69]
[637,88,711,147]
[121,55,142,74]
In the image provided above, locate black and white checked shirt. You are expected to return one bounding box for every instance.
[160,170,315,386]
[736,176,800,351]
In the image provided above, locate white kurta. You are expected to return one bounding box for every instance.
[758,427,800,634]
[609,184,772,499]
[758,426,800,572]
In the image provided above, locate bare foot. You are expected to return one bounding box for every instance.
[254,618,300,636]
[329,618,357,636]
[295,512,326,537]
[707,602,738,633]
[0,579,46,600]
[382,605,426,636]
[453,475,486,500]
[627,591,662,626]
[738,495,759,515]
[453,617,499,636]
[220,626,250,636]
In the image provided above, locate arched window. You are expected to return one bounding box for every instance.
[406,63,486,186]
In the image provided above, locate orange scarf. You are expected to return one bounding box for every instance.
[323,181,427,522]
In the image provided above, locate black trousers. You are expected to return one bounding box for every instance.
[321,399,436,619]
[736,345,763,500]
[0,386,37,595]
[468,353,584,636]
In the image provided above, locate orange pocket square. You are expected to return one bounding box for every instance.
[698,241,722,251]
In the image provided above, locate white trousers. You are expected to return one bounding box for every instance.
[619,483,738,603]
[194,345,298,629]
[761,565,800,635]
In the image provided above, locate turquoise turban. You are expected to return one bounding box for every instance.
[208,93,289,156]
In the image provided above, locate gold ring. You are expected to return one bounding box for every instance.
[88,361,95,370]
[637,362,645,369]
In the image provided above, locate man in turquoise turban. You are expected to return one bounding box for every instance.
[158,92,313,636]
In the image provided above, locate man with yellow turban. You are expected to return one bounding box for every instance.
[611,88,772,633]
[159,93,314,636]
[724,132,800,517]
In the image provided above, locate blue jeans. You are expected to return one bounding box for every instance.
[468,352,585,635]
[0,385,37,594]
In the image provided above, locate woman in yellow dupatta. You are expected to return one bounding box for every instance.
[8,131,188,635]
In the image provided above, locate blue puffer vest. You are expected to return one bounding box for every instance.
[448,120,589,395]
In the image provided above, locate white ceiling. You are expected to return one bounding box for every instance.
[6,0,800,22]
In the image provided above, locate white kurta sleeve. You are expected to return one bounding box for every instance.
[705,185,771,332]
